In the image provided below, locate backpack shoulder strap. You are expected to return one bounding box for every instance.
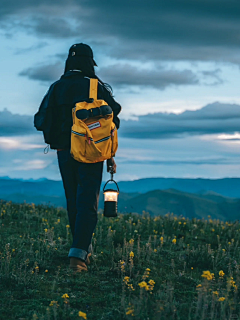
[89,78,98,100]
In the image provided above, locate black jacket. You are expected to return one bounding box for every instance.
[34,71,121,150]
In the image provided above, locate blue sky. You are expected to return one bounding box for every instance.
[0,0,240,181]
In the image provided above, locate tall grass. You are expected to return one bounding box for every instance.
[0,200,240,319]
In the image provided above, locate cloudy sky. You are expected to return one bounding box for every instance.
[0,0,240,181]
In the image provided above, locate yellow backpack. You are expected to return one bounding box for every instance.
[71,78,118,163]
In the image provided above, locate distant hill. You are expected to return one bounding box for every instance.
[0,177,64,197]
[1,177,240,220]
[1,176,240,198]
[116,189,240,221]
[117,177,240,198]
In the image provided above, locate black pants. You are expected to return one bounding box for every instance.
[57,150,103,261]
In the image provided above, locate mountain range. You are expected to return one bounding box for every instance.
[1,176,240,220]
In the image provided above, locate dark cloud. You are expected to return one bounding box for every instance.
[19,62,200,89]
[98,64,199,89]
[201,69,223,86]
[19,62,63,82]
[120,102,240,139]
[1,102,240,140]
[119,158,238,166]
[0,109,35,136]
[1,0,240,63]
[23,16,80,39]
[0,0,67,17]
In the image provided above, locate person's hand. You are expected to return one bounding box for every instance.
[107,157,117,174]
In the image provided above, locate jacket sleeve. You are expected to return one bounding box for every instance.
[34,84,55,130]
[34,84,56,144]
[98,84,122,129]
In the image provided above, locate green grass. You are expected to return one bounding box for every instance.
[0,200,240,320]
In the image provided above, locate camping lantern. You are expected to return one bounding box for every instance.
[103,169,119,217]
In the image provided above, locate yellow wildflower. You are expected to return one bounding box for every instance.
[138,281,147,288]
[66,225,70,228]
[154,248,157,252]
[222,249,226,252]
[196,284,202,288]
[148,279,155,286]
[213,291,219,295]
[127,284,135,291]
[12,249,15,252]
[146,268,151,271]
[49,300,58,307]
[120,260,125,271]
[129,251,134,258]
[160,236,164,243]
[123,276,130,284]
[172,238,176,244]
[62,293,69,299]
[45,270,48,273]
[129,239,134,244]
[218,297,225,302]
[126,308,134,316]
[201,270,214,281]
[78,311,87,319]
[219,270,225,277]
[211,229,215,232]
[44,229,48,233]
[228,277,236,287]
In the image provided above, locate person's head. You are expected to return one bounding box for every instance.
[64,43,97,77]
[65,42,113,95]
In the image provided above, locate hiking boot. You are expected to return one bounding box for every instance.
[69,257,88,273]
[86,253,91,265]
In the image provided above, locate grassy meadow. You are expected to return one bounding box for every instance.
[0,200,240,320]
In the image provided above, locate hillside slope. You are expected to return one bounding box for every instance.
[118,189,240,221]
[1,188,240,221]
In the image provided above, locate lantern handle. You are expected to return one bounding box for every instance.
[109,165,114,181]
[103,176,120,193]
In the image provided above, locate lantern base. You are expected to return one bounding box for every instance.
[104,201,118,217]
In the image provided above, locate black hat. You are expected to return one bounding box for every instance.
[68,43,97,66]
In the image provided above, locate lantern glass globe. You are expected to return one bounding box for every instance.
[104,191,118,202]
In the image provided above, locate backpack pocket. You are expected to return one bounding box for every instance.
[71,123,87,162]
[71,121,103,163]
[85,132,102,162]
[93,122,118,159]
